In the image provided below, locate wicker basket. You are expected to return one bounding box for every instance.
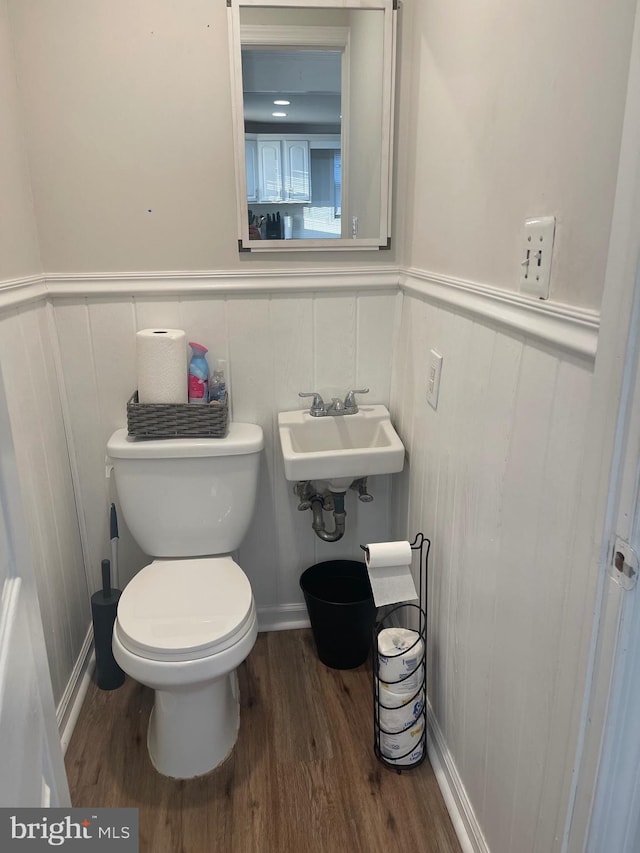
[126,392,229,438]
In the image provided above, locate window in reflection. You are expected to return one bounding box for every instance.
[300,150,341,238]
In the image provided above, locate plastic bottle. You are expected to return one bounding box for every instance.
[188,342,209,404]
[209,358,227,404]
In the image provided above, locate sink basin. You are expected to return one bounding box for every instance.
[278,405,405,488]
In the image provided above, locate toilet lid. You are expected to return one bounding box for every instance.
[116,557,254,662]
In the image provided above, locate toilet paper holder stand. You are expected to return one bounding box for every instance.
[366,532,430,773]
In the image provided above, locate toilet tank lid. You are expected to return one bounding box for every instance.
[107,424,264,459]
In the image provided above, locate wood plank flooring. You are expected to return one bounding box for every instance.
[65,629,461,853]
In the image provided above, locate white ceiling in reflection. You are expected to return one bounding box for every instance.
[242,49,341,126]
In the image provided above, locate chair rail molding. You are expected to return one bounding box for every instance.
[402,268,599,363]
[0,275,47,311]
[2,267,600,364]
[43,267,401,298]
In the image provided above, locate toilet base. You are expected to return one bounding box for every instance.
[148,671,240,778]
[112,602,257,780]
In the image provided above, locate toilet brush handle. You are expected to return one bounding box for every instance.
[110,503,119,589]
[101,558,111,598]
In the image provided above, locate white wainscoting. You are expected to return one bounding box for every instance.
[1,267,603,848]
[48,272,401,631]
[0,282,90,706]
[392,272,598,853]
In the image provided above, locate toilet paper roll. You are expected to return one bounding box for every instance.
[379,716,425,760]
[364,541,417,606]
[377,628,424,686]
[378,666,425,702]
[384,739,425,767]
[136,329,188,404]
[378,685,425,733]
[366,541,412,568]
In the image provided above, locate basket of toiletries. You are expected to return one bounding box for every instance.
[126,392,229,439]
[131,329,229,438]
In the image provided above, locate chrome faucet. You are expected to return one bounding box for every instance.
[298,392,327,417]
[327,397,346,414]
[342,389,369,413]
[298,388,369,417]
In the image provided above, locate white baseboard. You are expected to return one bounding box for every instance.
[427,702,490,853]
[57,626,95,755]
[257,604,310,633]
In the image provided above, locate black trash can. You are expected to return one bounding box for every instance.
[300,560,376,669]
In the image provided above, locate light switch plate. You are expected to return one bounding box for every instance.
[520,216,556,299]
[427,350,443,410]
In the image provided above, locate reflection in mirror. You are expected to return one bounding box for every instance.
[228,1,396,251]
[243,47,343,238]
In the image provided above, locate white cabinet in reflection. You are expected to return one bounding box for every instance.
[248,135,333,204]
[257,139,283,202]
[245,137,258,202]
[283,140,310,201]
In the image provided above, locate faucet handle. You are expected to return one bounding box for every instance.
[343,388,369,410]
[299,391,326,416]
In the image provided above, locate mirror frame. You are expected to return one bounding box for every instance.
[227,0,397,252]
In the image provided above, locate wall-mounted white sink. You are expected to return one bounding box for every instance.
[277,405,405,489]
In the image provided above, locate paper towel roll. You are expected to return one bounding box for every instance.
[364,541,417,606]
[136,329,188,404]
[377,628,424,685]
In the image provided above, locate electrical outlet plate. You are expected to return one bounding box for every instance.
[427,350,443,410]
[520,216,556,299]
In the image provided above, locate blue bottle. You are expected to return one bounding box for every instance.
[188,342,209,404]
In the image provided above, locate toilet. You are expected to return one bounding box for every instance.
[106,423,264,779]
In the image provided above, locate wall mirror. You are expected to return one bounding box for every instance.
[227,0,397,252]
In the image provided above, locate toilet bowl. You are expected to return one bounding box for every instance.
[112,556,257,778]
[106,424,264,778]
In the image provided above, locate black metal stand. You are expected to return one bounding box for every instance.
[371,533,430,773]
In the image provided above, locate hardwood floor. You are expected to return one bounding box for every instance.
[65,629,461,853]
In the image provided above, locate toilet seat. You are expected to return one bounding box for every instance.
[116,556,254,662]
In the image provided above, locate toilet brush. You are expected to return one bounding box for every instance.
[91,558,125,690]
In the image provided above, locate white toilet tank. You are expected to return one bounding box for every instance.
[107,424,264,557]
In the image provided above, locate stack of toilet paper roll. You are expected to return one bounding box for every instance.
[377,627,426,766]
[136,328,188,404]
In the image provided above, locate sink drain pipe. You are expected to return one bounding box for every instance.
[295,479,375,543]
[311,492,346,543]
